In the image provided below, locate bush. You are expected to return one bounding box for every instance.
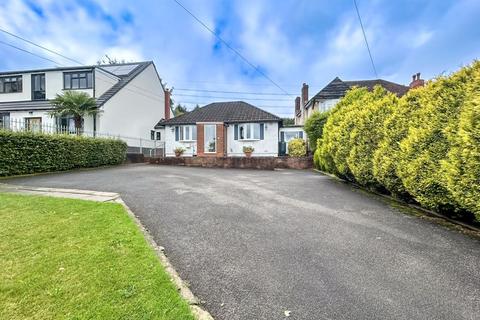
[304,111,330,150]
[442,65,480,220]
[347,86,398,188]
[372,88,423,198]
[317,87,371,180]
[0,131,127,176]
[288,138,306,157]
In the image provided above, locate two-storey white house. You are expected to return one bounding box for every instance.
[0,61,169,146]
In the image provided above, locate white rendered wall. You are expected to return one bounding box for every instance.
[94,69,118,97]
[164,125,196,157]
[98,64,165,143]
[226,122,279,157]
[8,110,56,126]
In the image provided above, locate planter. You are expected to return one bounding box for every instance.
[244,151,252,158]
[175,152,183,157]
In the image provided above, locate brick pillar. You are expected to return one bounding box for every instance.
[197,123,204,156]
[216,123,225,157]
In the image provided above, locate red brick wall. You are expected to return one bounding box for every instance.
[197,124,204,155]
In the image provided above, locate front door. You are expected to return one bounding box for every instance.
[25,117,42,132]
[204,124,216,153]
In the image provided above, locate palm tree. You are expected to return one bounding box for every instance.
[49,91,99,134]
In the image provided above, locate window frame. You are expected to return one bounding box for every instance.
[63,71,93,90]
[156,132,161,141]
[238,123,260,141]
[179,125,197,142]
[0,75,23,93]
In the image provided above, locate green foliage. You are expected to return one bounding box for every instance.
[372,89,423,198]
[173,104,188,116]
[49,91,99,130]
[441,65,480,220]
[317,87,371,179]
[315,60,480,222]
[282,118,295,126]
[0,131,127,176]
[303,111,329,150]
[288,138,306,157]
[243,145,254,153]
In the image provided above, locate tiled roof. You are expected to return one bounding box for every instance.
[155,101,281,127]
[0,100,53,112]
[308,77,409,105]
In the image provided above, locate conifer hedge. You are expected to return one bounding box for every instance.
[315,61,480,222]
[0,131,127,176]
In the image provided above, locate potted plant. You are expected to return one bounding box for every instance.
[243,146,254,158]
[174,147,185,157]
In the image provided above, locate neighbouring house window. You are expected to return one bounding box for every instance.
[156,132,161,140]
[64,71,93,89]
[0,75,22,93]
[175,125,197,141]
[31,74,46,100]
[0,112,10,129]
[25,117,42,133]
[235,123,263,140]
[151,130,155,140]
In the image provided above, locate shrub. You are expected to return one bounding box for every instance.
[317,87,371,180]
[347,86,398,188]
[313,139,321,169]
[303,111,330,150]
[0,131,127,176]
[372,88,423,198]
[243,146,254,153]
[442,65,480,220]
[396,63,478,213]
[288,138,306,157]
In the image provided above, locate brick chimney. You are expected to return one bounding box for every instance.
[295,96,301,115]
[409,72,425,89]
[164,89,171,120]
[301,83,309,106]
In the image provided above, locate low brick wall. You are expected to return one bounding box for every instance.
[126,153,152,163]
[149,156,313,170]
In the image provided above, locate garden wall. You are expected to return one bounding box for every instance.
[150,156,313,170]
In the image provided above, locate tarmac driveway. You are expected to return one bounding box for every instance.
[4,164,480,320]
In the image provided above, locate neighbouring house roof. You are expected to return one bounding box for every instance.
[0,61,153,112]
[306,77,409,108]
[155,101,281,127]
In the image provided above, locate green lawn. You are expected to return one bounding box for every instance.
[0,193,194,320]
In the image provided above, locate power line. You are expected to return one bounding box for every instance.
[174,100,293,109]
[0,40,65,66]
[353,0,378,78]
[171,0,292,95]
[175,88,295,96]
[0,28,84,65]
[174,93,292,101]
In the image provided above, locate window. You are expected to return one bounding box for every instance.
[0,112,10,129]
[204,124,216,153]
[0,76,22,93]
[283,131,303,142]
[151,130,155,140]
[64,71,93,89]
[156,132,161,140]
[238,123,261,140]
[31,74,45,100]
[175,125,197,141]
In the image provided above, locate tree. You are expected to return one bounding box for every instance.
[193,104,201,111]
[303,111,329,150]
[49,91,99,133]
[97,54,127,65]
[282,118,295,126]
[173,104,188,116]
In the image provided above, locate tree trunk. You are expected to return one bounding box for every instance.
[74,116,83,135]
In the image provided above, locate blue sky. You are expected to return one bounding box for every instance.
[0,0,479,117]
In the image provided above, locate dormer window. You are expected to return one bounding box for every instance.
[0,75,22,93]
[64,71,93,89]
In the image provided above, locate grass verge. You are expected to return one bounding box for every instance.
[0,193,194,320]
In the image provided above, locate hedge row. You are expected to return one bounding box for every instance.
[315,61,480,222]
[0,131,127,176]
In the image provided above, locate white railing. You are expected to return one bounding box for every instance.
[1,118,165,157]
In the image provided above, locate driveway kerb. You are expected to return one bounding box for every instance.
[0,183,214,320]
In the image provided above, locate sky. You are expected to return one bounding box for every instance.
[0,0,479,117]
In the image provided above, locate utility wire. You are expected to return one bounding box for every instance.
[0,40,65,66]
[175,88,295,96]
[0,28,84,65]
[353,0,378,78]
[171,0,292,95]
[174,93,292,101]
